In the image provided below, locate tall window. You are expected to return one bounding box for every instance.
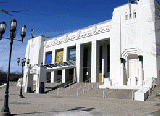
[45,51,52,64]
[125,12,128,20]
[133,12,136,19]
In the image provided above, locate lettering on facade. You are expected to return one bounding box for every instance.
[45,26,110,48]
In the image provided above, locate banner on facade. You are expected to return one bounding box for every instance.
[46,52,52,64]
[69,48,76,61]
[56,50,63,62]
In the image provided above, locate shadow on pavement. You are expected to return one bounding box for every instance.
[68,107,95,112]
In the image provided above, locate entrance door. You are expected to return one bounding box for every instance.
[128,58,138,85]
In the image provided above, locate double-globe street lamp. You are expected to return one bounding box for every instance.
[17,58,30,98]
[0,19,26,115]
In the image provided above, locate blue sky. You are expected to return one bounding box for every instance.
[0,0,160,72]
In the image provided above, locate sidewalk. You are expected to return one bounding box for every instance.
[0,84,160,116]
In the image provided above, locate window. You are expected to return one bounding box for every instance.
[133,12,136,19]
[129,13,132,19]
[125,13,128,20]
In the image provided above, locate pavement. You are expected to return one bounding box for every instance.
[0,83,160,116]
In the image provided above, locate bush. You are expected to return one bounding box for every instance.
[0,70,21,82]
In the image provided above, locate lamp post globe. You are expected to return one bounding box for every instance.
[21,25,26,43]
[0,21,6,39]
[10,19,17,32]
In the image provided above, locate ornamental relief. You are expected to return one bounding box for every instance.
[45,27,110,48]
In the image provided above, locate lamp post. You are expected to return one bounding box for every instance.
[17,58,29,98]
[0,19,26,115]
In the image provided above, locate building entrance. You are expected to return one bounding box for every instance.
[57,70,62,82]
[83,44,91,82]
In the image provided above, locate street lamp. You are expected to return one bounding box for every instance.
[17,58,28,98]
[0,19,26,115]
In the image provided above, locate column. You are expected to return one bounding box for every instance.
[62,47,68,83]
[36,66,46,93]
[73,67,76,83]
[138,55,143,86]
[51,49,56,83]
[24,74,33,93]
[91,39,99,83]
[76,43,83,83]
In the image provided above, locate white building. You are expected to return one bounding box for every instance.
[23,0,160,101]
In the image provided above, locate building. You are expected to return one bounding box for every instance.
[23,0,160,101]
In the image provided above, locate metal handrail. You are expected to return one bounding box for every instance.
[84,78,91,86]
[77,82,94,96]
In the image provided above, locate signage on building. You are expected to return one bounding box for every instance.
[30,68,37,74]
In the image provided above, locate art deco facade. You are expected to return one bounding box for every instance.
[23,0,160,101]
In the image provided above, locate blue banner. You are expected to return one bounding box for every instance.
[46,52,52,64]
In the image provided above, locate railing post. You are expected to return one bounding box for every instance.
[83,88,85,94]
[57,88,59,96]
[132,90,134,101]
[103,90,105,98]
[69,84,70,90]
[77,89,78,96]
[149,88,151,96]
[97,83,99,88]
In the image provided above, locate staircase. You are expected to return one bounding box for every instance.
[47,83,86,96]
[46,82,135,100]
[146,85,160,102]
[80,88,135,99]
